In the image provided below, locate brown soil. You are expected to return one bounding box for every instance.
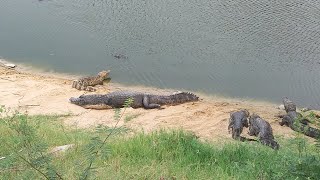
[1,62,315,142]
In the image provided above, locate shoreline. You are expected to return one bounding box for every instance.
[0,59,309,141]
[0,58,277,104]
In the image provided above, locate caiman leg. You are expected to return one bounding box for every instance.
[300,118,310,125]
[228,119,233,134]
[279,115,290,126]
[142,96,161,109]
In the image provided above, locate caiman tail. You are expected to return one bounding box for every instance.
[149,92,199,105]
[232,128,241,140]
[260,138,280,150]
[293,124,320,138]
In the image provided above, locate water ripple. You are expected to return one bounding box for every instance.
[1,0,320,108]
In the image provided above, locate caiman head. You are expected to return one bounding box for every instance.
[282,97,296,113]
[98,70,110,78]
[249,113,260,123]
[241,109,250,117]
[240,109,249,127]
[248,113,260,136]
[69,94,112,109]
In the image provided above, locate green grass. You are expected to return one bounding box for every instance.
[1,114,320,180]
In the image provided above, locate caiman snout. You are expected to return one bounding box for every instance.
[69,97,84,105]
[69,95,111,109]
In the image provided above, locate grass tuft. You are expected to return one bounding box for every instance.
[1,114,320,179]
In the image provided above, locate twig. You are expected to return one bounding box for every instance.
[81,101,131,180]
[40,151,64,180]
[19,104,40,107]
[81,112,124,180]
[0,166,26,172]
[3,140,51,180]
[0,77,14,82]
[17,153,51,180]
[3,114,63,179]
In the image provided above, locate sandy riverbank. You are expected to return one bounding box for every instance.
[0,60,308,141]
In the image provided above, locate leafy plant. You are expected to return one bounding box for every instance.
[124,113,140,122]
[80,97,133,180]
[1,112,63,179]
[1,98,134,180]
[295,111,320,142]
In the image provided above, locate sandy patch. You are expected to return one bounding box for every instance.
[0,62,313,141]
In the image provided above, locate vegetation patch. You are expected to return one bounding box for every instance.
[0,108,320,179]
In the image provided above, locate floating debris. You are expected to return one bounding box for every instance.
[113,53,128,60]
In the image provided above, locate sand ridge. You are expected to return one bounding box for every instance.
[0,64,302,141]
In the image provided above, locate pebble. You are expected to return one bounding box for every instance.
[4,63,16,68]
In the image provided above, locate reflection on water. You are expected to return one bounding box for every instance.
[0,0,320,108]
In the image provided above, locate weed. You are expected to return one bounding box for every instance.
[124,113,140,122]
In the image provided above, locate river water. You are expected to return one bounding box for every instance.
[1,0,320,108]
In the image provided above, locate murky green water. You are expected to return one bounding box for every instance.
[1,0,320,108]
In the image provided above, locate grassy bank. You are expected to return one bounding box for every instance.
[1,113,320,180]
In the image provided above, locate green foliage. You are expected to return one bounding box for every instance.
[295,111,320,150]
[296,111,320,128]
[1,113,63,179]
[1,103,320,179]
[80,97,133,180]
[0,105,4,113]
[288,116,320,179]
[304,111,320,126]
[95,125,130,136]
[309,112,320,150]
[290,135,307,158]
[1,98,135,180]
[106,130,320,179]
[290,156,320,179]
[113,108,121,122]
[316,139,320,151]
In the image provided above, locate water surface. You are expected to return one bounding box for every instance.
[1,0,320,108]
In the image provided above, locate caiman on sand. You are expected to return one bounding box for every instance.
[248,114,280,150]
[279,97,320,138]
[72,70,110,92]
[69,90,199,109]
[228,110,249,141]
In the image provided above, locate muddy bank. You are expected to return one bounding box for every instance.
[0,61,310,141]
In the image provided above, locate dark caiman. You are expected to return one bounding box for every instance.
[248,114,280,150]
[228,110,250,141]
[279,97,320,138]
[69,90,199,109]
